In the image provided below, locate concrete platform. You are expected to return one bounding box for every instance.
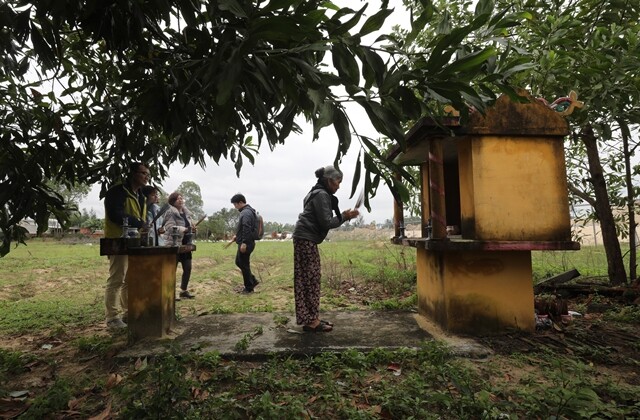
[119,311,491,360]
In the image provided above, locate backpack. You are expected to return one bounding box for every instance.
[252,209,264,240]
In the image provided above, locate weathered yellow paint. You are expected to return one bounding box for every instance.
[417,247,535,334]
[457,137,476,237]
[127,254,177,339]
[458,136,571,241]
[399,91,577,335]
[420,163,430,237]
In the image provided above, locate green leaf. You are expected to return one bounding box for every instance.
[444,47,497,73]
[350,150,362,197]
[276,104,299,142]
[329,5,366,37]
[360,136,384,160]
[29,22,57,69]
[307,89,325,114]
[239,145,256,165]
[380,68,404,95]
[234,153,243,177]
[313,101,334,138]
[474,0,494,18]
[459,87,486,111]
[333,107,351,155]
[288,57,323,86]
[397,86,423,120]
[216,56,243,105]
[361,47,386,87]
[359,8,393,37]
[218,0,248,18]
[427,26,475,70]
[356,99,405,142]
[500,62,537,78]
[249,17,306,42]
[332,44,360,85]
[407,5,435,44]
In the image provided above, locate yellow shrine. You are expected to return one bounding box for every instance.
[388,91,581,334]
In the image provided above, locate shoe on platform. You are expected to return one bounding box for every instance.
[179,290,195,299]
[107,319,127,329]
[303,323,333,333]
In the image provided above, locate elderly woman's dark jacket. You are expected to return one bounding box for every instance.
[293,185,345,244]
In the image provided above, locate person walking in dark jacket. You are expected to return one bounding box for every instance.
[292,165,359,332]
[230,193,259,293]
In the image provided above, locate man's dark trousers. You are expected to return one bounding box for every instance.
[236,241,257,291]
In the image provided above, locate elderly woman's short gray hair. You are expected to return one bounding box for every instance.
[315,165,343,181]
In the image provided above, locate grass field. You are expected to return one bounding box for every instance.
[0,238,419,335]
[1,238,638,418]
[0,237,616,335]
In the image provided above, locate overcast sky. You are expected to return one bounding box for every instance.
[79,1,411,226]
[81,112,399,225]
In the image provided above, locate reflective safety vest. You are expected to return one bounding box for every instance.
[104,183,147,238]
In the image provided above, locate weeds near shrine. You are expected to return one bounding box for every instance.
[101,342,640,418]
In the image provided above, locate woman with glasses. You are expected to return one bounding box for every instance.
[103,162,149,329]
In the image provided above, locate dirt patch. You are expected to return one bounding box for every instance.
[477,296,640,388]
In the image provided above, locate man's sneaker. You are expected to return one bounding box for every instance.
[107,319,127,329]
[239,288,254,294]
[252,279,260,288]
[179,290,195,299]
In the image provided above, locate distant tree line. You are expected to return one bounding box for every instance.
[43,179,396,240]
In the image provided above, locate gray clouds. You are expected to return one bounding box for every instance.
[81,127,395,225]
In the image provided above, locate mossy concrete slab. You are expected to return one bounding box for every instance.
[118,310,491,360]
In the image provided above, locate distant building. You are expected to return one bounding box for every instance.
[19,219,38,236]
[571,204,640,246]
[18,218,70,237]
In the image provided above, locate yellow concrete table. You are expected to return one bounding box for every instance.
[100,239,195,340]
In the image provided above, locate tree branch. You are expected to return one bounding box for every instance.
[568,183,596,208]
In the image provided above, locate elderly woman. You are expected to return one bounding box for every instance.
[162,192,197,299]
[292,165,359,332]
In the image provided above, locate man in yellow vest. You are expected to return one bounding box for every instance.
[103,162,149,329]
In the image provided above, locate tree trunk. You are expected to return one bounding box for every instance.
[621,124,637,281]
[581,124,627,285]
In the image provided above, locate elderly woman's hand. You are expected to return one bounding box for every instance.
[342,208,360,221]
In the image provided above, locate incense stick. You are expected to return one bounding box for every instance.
[354,189,365,209]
